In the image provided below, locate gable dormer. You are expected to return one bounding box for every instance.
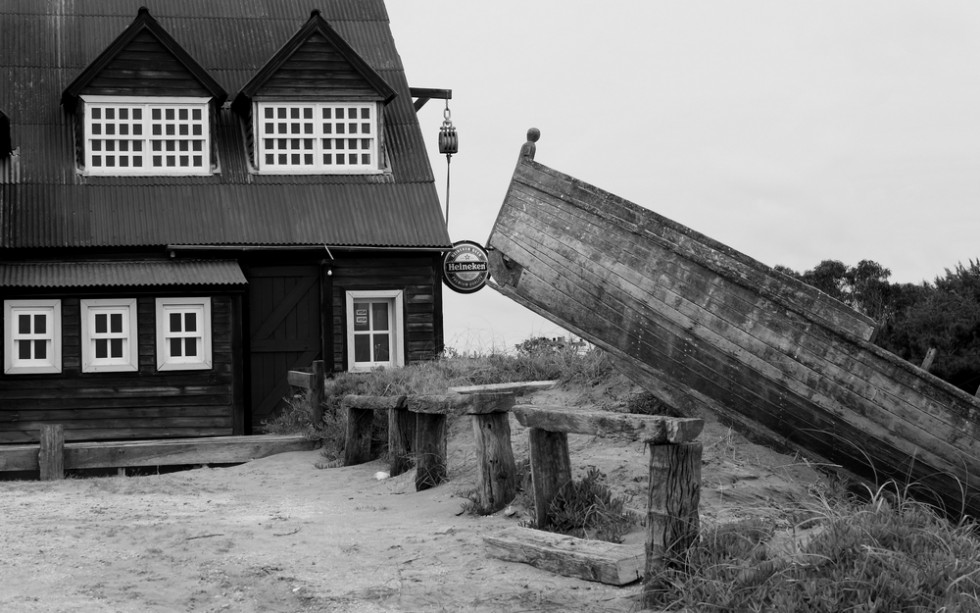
[232,10,397,175]
[61,7,226,176]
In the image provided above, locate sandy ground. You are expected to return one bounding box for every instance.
[0,393,826,613]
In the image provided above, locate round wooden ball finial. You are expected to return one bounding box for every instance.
[311,9,322,18]
[138,6,150,16]
[520,127,541,162]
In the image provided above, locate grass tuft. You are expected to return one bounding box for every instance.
[543,467,640,544]
[645,481,980,612]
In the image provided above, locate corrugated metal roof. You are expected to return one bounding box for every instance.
[0,0,451,250]
[0,259,247,287]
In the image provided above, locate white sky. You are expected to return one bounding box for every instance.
[387,1,980,353]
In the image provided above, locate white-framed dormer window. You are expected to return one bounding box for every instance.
[4,299,62,374]
[345,290,404,373]
[83,96,211,175]
[155,297,212,371]
[255,102,380,174]
[80,299,138,373]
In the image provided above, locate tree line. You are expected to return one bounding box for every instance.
[774,259,980,395]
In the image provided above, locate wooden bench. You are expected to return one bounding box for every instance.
[342,388,525,495]
[502,405,703,584]
[341,381,555,499]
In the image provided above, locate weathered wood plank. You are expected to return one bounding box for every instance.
[388,407,415,477]
[405,392,516,415]
[309,361,325,426]
[484,526,644,586]
[415,413,447,491]
[506,159,876,340]
[61,435,315,469]
[643,443,702,607]
[344,408,375,466]
[287,370,316,390]
[528,428,572,529]
[342,395,407,411]
[513,406,703,444]
[459,392,517,415]
[487,149,980,518]
[449,381,558,395]
[0,444,41,471]
[39,424,65,480]
[406,395,455,414]
[472,413,518,512]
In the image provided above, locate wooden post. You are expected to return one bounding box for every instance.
[921,347,938,372]
[642,442,701,609]
[528,427,572,529]
[39,424,65,481]
[388,406,415,476]
[309,360,325,426]
[414,413,447,490]
[472,413,518,512]
[343,407,374,466]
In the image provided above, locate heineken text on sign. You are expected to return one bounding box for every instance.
[442,240,490,294]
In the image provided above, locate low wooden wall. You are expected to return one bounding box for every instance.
[0,425,315,478]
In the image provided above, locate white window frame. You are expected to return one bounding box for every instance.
[254,101,381,174]
[155,297,212,371]
[82,95,211,176]
[345,290,404,373]
[4,299,62,375]
[80,299,138,373]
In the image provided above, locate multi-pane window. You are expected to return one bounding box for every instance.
[345,290,403,372]
[83,96,210,175]
[155,297,212,371]
[255,102,379,173]
[3,300,61,374]
[81,299,137,373]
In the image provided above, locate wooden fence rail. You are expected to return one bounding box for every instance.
[0,425,315,478]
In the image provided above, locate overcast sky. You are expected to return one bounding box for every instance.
[386,1,980,352]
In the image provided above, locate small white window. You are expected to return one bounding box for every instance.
[4,299,62,374]
[81,299,138,373]
[156,297,212,371]
[345,290,404,372]
[255,102,380,174]
[83,96,211,176]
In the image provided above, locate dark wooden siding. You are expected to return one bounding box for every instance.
[330,253,443,372]
[0,291,240,444]
[255,33,381,101]
[81,30,211,98]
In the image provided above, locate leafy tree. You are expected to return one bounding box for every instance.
[778,258,980,395]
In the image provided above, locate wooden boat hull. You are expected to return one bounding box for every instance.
[487,141,980,518]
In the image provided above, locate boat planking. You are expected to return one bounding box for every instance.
[486,130,980,519]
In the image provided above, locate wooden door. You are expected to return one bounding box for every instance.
[245,265,321,430]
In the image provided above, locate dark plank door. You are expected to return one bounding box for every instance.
[246,265,321,430]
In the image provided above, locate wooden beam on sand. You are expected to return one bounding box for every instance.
[484,526,644,586]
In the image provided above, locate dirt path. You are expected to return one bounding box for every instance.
[0,406,824,612]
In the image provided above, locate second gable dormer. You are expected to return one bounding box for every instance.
[61,7,226,176]
[232,10,397,175]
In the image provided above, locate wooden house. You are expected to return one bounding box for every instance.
[0,1,452,443]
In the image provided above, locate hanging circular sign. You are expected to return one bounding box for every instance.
[442,240,490,294]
